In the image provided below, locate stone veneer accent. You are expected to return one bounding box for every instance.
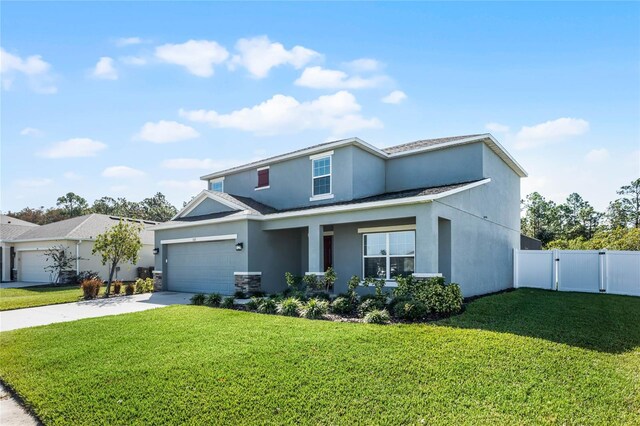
[234,272,262,294]
[152,271,164,292]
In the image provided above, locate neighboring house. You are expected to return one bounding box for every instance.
[151,133,527,297]
[1,215,40,282]
[2,214,157,283]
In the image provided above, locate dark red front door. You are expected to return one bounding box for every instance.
[323,235,333,271]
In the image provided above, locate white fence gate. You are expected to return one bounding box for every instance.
[514,249,640,297]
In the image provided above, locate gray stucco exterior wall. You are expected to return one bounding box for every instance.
[385,143,484,192]
[183,197,234,217]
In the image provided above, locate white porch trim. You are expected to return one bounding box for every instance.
[357,224,416,234]
[234,272,262,276]
[160,234,237,245]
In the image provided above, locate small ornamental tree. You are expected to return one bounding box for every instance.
[44,245,81,285]
[92,220,143,297]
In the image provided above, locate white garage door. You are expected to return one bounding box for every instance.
[19,250,52,283]
[166,240,241,294]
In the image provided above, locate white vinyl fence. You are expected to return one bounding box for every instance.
[514,249,640,297]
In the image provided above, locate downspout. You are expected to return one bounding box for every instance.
[76,240,82,274]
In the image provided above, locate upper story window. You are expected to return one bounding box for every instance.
[209,178,224,192]
[310,151,333,200]
[363,231,415,280]
[256,167,269,190]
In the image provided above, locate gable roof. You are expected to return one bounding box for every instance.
[199,133,527,181]
[1,215,39,227]
[176,190,278,220]
[7,214,157,244]
[0,215,40,242]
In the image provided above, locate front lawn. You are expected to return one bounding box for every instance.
[0,285,82,311]
[0,289,638,425]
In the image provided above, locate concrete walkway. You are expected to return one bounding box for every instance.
[0,384,39,425]
[0,292,192,332]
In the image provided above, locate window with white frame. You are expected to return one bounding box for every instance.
[363,231,415,280]
[312,155,331,197]
[209,178,224,192]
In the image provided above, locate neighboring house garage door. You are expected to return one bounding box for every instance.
[166,240,240,294]
[19,250,52,283]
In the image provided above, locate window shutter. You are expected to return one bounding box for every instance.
[257,169,269,187]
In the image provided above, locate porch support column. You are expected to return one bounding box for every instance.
[415,209,438,274]
[307,224,323,273]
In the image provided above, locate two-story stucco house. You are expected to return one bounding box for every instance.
[151,133,527,297]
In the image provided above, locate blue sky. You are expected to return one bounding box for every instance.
[1,2,639,212]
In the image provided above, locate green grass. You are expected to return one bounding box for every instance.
[0,285,82,311]
[0,289,638,425]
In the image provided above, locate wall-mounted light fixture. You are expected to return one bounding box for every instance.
[235,242,244,251]
[153,248,160,255]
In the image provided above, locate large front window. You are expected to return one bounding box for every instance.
[312,156,331,196]
[363,231,415,280]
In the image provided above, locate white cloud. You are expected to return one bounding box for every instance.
[295,66,387,89]
[344,58,382,72]
[515,117,590,149]
[161,158,239,170]
[158,179,205,191]
[15,178,53,188]
[92,57,118,80]
[180,90,382,136]
[20,127,43,137]
[135,120,200,143]
[485,122,510,133]
[102,166,145,178]
[381,90,407,104]
[230,36,321,78]
[39,138,107,158]
[120,56,147,66]
[63,171,82,180]
[585,148,609,163]
[0,47,57,94]
[115,37,143,47]
[155,40,229,77]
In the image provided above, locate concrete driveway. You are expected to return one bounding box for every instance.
[0,281,49,289]
[0,292,192,332]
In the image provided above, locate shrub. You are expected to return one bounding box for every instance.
[358,297,385,317]
[301,298,329,319]
[323,267,337,292]
[75,270,100,284]
[330,297,355,315]
[190,293,206,305]
[309,291,331,301]
[363,277,386,297]
[221,296,235,309]
[277,297,302,317]
[135,278,153,294]
[392,300,428,321]
[125,283,134,295]
[246,297,262,311]
[302,274,320,292]
[364,309,391,324]
[250,291,266,298]
[205,293,222,307]
[257,298,277,314]
[394,276,463,316]
[285,272,305,292]
[234,290,248,299]
[80,278,102,299]
[112,281,123,295]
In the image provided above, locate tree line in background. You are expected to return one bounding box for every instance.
[5,192,178,224]
[521,178,640,250]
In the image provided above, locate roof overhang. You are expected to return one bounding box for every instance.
[152,178,491,231]
[199,134,527,181]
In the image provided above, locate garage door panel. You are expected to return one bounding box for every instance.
[166,240,240,294]
[19,251,52,283]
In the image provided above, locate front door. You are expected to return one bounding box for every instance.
[323,235,333,271]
